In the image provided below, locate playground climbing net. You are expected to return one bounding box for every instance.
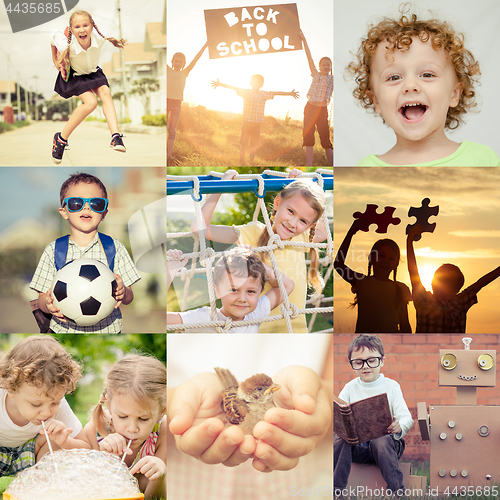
[167,168,333,333]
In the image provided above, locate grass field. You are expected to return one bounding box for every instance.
[170,104,332,166]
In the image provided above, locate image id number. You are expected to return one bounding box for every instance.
[5,3,61,14]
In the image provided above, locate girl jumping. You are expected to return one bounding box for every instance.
[335,218,412,333]
[298,30,333,166]
[190,169,328,333]
[84,355,166,500]
[167,42,208,165]
[51,10,127,164]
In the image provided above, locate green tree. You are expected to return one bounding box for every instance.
[130,78,160,115]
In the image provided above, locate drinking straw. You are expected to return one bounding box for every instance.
[41,420,59,474]
[120,439,133,466]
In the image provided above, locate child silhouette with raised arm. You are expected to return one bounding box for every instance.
[407,223,500,332]
[335,219,411,333]
[347,5,500,166]
[298,30,333,166]
[211,75,298,165]
[167,42,209,165]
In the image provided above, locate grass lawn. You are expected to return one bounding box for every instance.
[172,104,331,167]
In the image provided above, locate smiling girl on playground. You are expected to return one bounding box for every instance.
[85,355,166,500]
[191,169,328,333]
[50,10,127,164]
[334,218,412,333]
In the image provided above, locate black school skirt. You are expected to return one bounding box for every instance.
[54,66,109,99]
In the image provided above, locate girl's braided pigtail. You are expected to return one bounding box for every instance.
[308,224,324,296]
[93,22,127,49]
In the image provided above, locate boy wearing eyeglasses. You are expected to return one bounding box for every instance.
[30,172,141,333]
[334,334,413,497]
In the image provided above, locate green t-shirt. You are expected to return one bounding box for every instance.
[355,141,500,166]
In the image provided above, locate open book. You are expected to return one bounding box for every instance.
[334,393,393,445]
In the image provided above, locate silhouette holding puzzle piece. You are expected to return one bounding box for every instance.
[406,198,439,242]
[353,205,401,234]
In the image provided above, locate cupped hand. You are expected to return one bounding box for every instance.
[169,372,256,467]
[251,365,332,472]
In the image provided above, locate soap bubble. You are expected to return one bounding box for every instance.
[4,449,143,500]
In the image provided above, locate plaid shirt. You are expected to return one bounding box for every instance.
[236,89,274,123]
[30,233,141,333]
[414,284,478,333]
[306,73,333,104]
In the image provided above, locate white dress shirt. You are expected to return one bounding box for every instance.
[52,30,106,76]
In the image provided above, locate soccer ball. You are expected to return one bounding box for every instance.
[51,258,118,326]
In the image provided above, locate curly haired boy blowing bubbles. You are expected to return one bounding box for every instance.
[347,4,500,166]
[0,336,89,477]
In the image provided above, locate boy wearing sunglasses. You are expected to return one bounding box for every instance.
[334,335,413,498]
[29,172,141,333]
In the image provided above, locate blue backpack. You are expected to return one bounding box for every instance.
[31,232,116,333]
[54,232,116,271]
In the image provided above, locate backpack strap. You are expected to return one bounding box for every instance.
[54,233,116,271]
[54,235,70,271]
[98,232,116,271]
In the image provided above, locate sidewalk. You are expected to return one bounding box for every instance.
[0,120,166,167]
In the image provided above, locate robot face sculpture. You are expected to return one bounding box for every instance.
[429,337,499,492]
[439,348,496,388]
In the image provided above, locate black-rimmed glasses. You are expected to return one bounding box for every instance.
[349,357,382,370]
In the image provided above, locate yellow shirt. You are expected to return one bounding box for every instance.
[234,221,309,333]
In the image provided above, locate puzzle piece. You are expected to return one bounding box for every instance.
[406,198,439,241]
[353,204,401,234]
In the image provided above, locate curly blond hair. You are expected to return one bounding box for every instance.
[0,336,81,395]
[346,5,480,130]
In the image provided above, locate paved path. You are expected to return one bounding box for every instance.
[0,121,166,167]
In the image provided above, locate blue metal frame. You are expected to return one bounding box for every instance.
[167,172,333,196]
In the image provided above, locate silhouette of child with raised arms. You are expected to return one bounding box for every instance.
[407,223,500,333]
[347,5,500,166]
[211,75,299,165]
[335,219,412,333]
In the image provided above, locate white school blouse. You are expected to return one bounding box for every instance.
[51,31,106,76]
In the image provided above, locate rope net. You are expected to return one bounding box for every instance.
[167,168,333,333]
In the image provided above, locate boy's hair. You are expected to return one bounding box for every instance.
[346,5,480,130]
[172,52,186,70]
[348,334,385,360]
[434,263,465,293]
[257,179,326,296]
[214,247,267,292]
[57,11,126,75]
[89,354,166,437]
[250,74,265,89]
[60,172,108,205]
[0,336,81,395]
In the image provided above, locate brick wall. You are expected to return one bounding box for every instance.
[334,334,500,459]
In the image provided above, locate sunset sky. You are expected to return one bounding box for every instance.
[167,0,333,121]
[334,167,500,334]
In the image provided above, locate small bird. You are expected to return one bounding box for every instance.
[214,367,281,435]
